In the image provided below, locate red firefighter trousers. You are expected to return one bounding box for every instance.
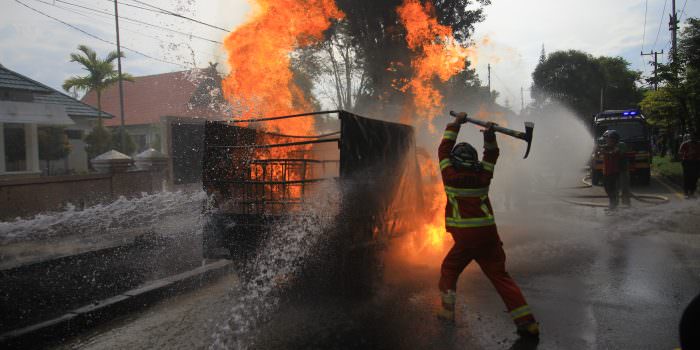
[439,227,535,325]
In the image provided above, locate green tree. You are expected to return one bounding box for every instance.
[531,50,605,118]
[62,45,134,126]
[531,50,642,121]
[597,56,643,109]
[38,127,72,175]
[63,45,134,162]
[645,17,700,133]
[678,18,700,130]
[640,88,683,128]
[317,0,490,114]
[84,125,112,160]
[110,128,136,155]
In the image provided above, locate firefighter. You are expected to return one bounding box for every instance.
[601,130,629,210]
[679,132,700,198]
[436,112,539,338]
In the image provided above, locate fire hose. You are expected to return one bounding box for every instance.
[559,175,669,207]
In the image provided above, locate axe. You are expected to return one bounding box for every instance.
[449,111,535,159]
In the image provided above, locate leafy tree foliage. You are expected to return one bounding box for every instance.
[642,17,700,132]
[296,0,490,116]
[679,18,700,69]
[639,89,683,128]
[597,56,643,109]
[110,128,136,156]
[62,45,134,126]
[38,127,71,175]
[531,50,605,118]
[531,50,642,121]
[84,125,112,160]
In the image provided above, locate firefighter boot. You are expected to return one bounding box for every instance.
[437,290,456,322]
[516,321,540,338]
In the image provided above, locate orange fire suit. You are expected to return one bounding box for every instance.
[437,122,535,326]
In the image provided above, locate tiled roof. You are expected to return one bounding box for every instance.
[0,65,51,92]
[81,70,229,126]
[0,64,113,119]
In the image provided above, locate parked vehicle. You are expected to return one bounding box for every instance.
[590,109,652,185]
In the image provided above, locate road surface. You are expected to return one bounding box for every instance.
[53,175,700,349]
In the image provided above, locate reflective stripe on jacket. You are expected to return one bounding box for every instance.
[438,124,499,230]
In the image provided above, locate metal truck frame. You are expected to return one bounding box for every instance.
[201,110,421,292]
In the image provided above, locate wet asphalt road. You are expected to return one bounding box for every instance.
[53,175,700,350]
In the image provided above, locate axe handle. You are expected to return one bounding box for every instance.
[449,111,527,141]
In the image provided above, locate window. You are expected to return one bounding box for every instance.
[596,122,646,140]
[4,123,27,171]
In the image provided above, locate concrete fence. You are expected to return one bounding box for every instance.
[0,149,168,221]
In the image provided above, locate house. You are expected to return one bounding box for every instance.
[81,66,230,153]
[0,64,114,178]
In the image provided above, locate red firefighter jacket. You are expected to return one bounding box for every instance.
[438,123,499,235]
[602,142,627,176]
[679,140,700,161]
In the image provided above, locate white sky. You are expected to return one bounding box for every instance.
[474,0,700,110]
[1,0,698,110]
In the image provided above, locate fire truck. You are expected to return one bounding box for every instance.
[590,109,652,185]
[201,110,421,293]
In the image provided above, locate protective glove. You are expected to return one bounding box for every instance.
[451,112,468,125]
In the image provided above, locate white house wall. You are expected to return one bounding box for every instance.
[65,116,93,173]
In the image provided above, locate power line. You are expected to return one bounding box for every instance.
[641,0,648,51]
[33,0,223,44]
[679,0,689,22]
[33,0,162,43]
[129,0,229,33]
[30,0,222,63]
[641,0,649,73]
[14,0,190,69]
[653,0,668,49]
[105,0,168,15]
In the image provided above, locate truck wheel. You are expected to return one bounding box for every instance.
[591,170,602,186]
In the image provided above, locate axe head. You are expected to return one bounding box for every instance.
[523,122,534,159]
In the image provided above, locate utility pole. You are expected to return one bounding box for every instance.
[114,0,126,152]
[669,0,679,63]
[641,50,663,90]
[520,86,524,112]
[487,63,491,102]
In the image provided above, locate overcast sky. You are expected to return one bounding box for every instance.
[1,0,698,110]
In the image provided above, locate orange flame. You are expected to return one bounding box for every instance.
[221,0,344,200]
[397,0,476,123]
[222,0,343,134]
[390,0,483,266]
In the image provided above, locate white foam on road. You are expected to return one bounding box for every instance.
[0,190,208,244]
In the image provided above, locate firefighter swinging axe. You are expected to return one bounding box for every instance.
[449,111,535,159]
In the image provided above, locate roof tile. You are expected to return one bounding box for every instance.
[0,65,113,119]
[81,70,229,126]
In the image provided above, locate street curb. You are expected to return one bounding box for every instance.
[0,259,232,349]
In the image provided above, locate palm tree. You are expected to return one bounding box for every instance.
[62,45,134,126]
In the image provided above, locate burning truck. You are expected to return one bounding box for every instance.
[202,110,422,291]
